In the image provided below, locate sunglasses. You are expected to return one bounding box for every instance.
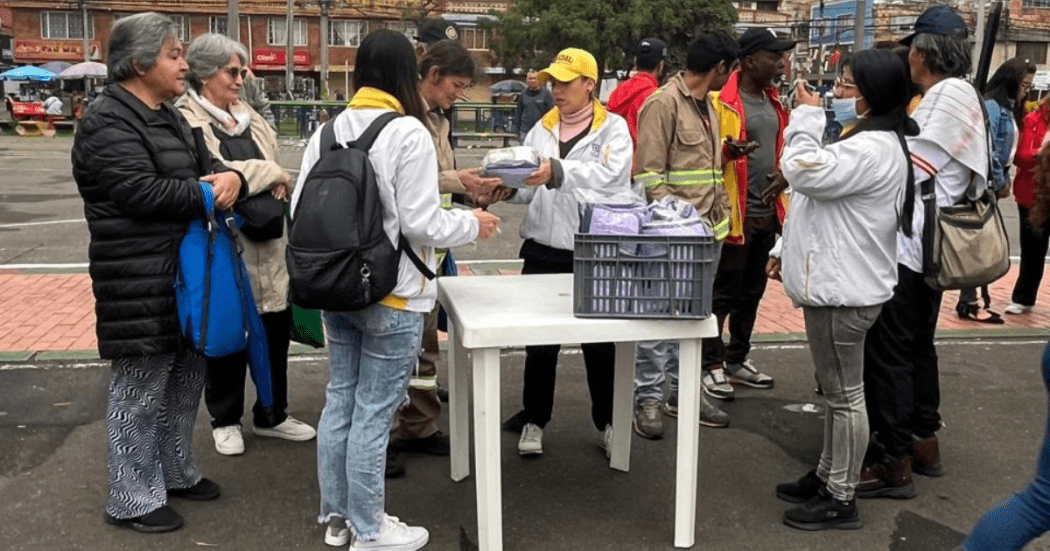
[834,77,857,90]
[224,67,248,80]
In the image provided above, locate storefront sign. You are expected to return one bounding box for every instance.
[252,49,311,69]
[14,40,101,61]
[1034,70,1050,92]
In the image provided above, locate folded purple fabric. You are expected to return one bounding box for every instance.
[584,204,650,235]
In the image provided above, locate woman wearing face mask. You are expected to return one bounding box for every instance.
[766,49,918,531]
[176,33,317,457]
[500,47,634,457]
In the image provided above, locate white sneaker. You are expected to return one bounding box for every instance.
[1005,302,1033,315]
[350,514,428,551]
[598,425,612,459]
[325,516,351,547]
[213,425,244,456]
[253,416,317,442]
[518,423,543,456]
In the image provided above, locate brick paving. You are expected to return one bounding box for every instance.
[1,262,1047,357]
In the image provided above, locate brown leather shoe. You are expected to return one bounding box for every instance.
[912,435,945,477]
[857,455,917,499]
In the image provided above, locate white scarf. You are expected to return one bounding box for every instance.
[910,78,989,182]
[189,89,252,136]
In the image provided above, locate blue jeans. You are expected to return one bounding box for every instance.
[317,305,424,541]
[635,340,679,405]
[962,341,1050,550]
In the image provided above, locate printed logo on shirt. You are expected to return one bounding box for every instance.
[591,142,601,157]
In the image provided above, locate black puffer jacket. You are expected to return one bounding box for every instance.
[73,84,229,359]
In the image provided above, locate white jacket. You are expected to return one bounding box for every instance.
[775,105,907,307]
[512,101,635,251]
[290,108,479,313]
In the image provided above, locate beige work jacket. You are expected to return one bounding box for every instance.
[634,72,730,240]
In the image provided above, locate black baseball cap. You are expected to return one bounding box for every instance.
[738,28,796,57]
[416,19,461,44]
[899,5,968,46]
[636,38,667,67]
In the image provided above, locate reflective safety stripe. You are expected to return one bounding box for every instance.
[666,169,723,187]
[712,217,730,241]
[441,193,452,209]
[636,171,666,188]
[409,374,439,391]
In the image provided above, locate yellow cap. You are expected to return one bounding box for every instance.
[537,48,598,85]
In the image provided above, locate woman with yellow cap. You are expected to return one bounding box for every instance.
[501,47,635,457]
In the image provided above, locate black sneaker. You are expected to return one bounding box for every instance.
[385,446,406,479]
[783,487,862,531]
[167,478,221,501]
[776,469,823,504]
[105,505,183,533]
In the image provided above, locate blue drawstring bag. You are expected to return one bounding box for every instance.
[175,182,250,358]
[175,182,274,408]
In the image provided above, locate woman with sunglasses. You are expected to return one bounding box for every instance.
[177,33,317,457]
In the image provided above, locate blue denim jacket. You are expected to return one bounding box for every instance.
[985,98,1015,191]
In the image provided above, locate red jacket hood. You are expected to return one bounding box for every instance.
[607,72,659,113]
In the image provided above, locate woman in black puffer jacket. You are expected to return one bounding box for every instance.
[72,12,242,534]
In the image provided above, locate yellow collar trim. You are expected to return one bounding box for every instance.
[348,87,405,114]
[542,99,606,134]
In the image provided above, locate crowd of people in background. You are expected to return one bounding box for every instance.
[68,6,1050,551]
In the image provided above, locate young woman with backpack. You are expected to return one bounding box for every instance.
[290,29,498,550]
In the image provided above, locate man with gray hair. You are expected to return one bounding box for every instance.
[859,4,989,500]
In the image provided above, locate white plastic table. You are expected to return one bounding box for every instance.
[437,273,719,550]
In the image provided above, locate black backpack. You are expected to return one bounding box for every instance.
[286,112,434,311]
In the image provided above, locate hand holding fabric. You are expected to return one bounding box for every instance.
[202,171,242,210]
[524,159,553,186]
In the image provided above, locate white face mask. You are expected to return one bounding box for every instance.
[830,97,866,126]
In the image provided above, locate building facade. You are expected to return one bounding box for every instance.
[5,0,509,99]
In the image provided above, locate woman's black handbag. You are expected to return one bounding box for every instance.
[236,193,285,241]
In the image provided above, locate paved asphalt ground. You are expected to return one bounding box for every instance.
[1,133,1050,550]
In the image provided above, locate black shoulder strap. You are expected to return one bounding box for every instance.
[975,85,994,180]
[352,111,401,152]
[897,130,917,238]
[400,234,436,280]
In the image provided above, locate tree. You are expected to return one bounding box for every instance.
[483,0,737,89]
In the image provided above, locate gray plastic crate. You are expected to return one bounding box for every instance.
[573,233,718,319]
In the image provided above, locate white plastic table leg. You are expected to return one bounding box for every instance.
[472,347,503,551]
[674,338,701,548]
[448,320,470,482]
[610,341,635,471]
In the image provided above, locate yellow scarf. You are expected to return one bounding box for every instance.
[347,86,411,310]
[347,87,405,114]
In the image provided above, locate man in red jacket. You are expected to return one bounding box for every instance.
[608,38,667,146]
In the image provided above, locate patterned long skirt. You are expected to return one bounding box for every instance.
[105,348,206,519]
